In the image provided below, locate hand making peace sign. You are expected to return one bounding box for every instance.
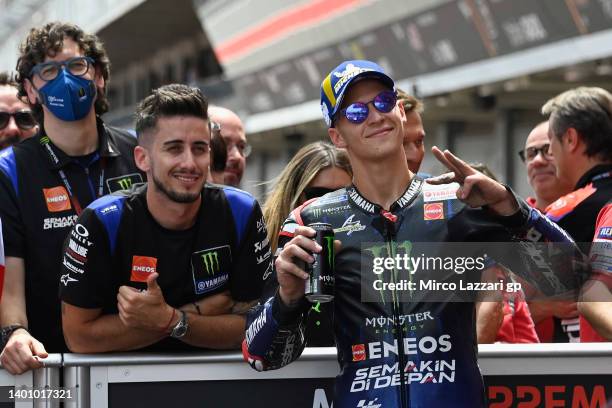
[427,146,520,216]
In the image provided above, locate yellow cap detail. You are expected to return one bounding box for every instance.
[322,74,336,109]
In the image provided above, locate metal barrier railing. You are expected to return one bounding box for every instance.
[0,354,61,408]
[63,349,339,408]
[1,344,611,408]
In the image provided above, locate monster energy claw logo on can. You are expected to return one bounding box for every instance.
[305,223,335,303]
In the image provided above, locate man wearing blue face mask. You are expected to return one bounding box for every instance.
[0,22,144,374]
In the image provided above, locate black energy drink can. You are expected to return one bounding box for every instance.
[305,222,335,303]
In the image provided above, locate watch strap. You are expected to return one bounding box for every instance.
[1,325,28,348]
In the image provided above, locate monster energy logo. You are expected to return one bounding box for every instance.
[324,236,334,267]
[40,136,60,164]
[364,241,413,304]
[117,177,132,190]
[201,251,220,275]
[107,174,143,193]
[365,241,412,261]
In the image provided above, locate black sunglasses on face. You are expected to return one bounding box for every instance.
[303,186,337,200]
[0,111,36,130]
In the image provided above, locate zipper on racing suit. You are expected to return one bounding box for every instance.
[383,214,409,407]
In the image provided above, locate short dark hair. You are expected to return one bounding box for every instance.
[542,87,612,161]
[397,88,424,114]
[15,22,111,124]
[0,71,18,88]
[135,84,209,144]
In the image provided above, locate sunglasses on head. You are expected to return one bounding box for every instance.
[303,186,337,200]
[0,111,36,130]
[337,90,397,125]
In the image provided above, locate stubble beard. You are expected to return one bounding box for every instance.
[152,173,201,203]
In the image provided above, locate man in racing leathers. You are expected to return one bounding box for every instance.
[242,60,586,407]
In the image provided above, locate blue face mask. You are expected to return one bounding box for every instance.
[38,69,97,121]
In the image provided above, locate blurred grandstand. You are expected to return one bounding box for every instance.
[2,0,612,200]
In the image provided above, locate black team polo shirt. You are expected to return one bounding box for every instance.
[0,118,144,352]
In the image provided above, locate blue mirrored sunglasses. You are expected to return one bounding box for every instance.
[338,90,397,124]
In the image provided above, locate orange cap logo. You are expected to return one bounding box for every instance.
[424,203,444,220]
[43,186,71,212]
[131,256,157,282]
[352,344,366,362]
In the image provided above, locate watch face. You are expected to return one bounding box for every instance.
[173,325,188,338]
[171,312,189,338]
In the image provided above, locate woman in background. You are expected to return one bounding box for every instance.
[263,141,352,253]
[263,141,352,347]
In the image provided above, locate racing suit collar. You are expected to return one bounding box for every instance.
[575,164,612,189]
[347,175,424,214]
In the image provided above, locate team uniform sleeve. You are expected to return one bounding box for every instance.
[58,208,112,308]
[484,188,580,245]
[589,204,612,288]
[242,207,311,372]
[467,189,591,298]
[504,195,590,297]
[0,164,25,258]
[229,201,272,302]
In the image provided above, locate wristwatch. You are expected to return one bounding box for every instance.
[1,325,27,348]
[170,310,189,339]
